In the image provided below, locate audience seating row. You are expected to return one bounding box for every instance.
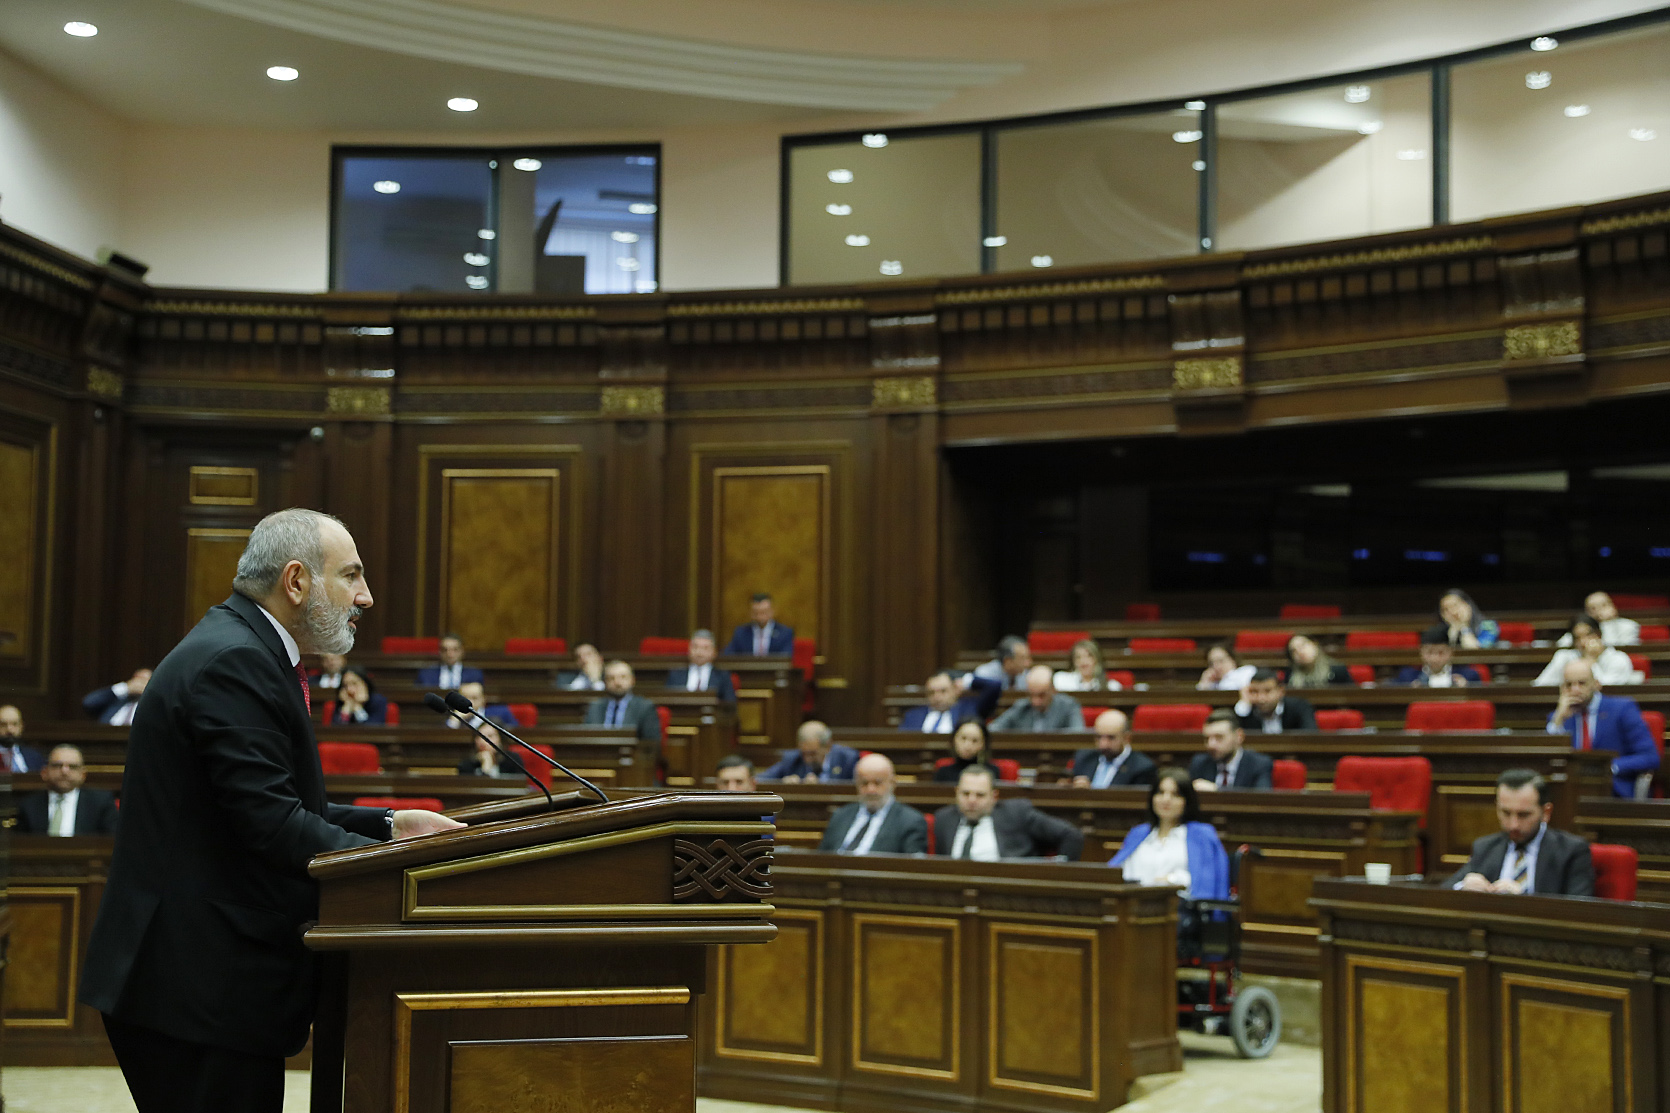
[1033,625,1670,656]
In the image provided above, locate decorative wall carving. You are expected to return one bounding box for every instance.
[936,275,1164,304]
[600,384,665,416]
[1240,236,1493,279]
[672,838,773,901]
[668,298,865,317]
[1580,206,1670,235]
[325,385,392,415]
[1490,933,1640,972]
[1503,321,1583,361]
[1172,357,1243,390]
[871,376,937,408]
[1330,918,1469,952]
[85,368,123,400]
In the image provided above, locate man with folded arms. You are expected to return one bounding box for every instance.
[1450,769,1593,896]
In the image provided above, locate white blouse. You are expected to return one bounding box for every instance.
[1533,647,1641,687]
[1119,825,1192,890]
[1054,670,1122,692]
[1199,664,1257,692]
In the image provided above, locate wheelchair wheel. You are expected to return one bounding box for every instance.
[1228,985,1281,1059]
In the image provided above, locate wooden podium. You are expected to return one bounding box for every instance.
[303,790,780,1113]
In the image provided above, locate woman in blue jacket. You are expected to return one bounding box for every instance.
[1108,768,1229,901]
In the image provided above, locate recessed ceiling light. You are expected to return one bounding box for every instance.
[1525,71,1552,90]
[826,203,852,216]
[1344,85,1370,103]
[845,234,870,247]
[1630,128,1657,141]
[63,21,98,37]
[1172,130,1203,143]
[635,279,658,292]
[1564,104,1591,117]
[1530,35,1558,51]
[465,275,489,289]
[1396,149,1427,160]
[1357,121,1383,135]
[1184,100,1206,111]
[1192,159,1205,171]
[447,97,479,112]
[463,252,490,266]
[879,260,902,275]
[611,230,639,243]
[983,235,1007,247]
[512,157,541,172]
[828,169,854,183]
[1031,255,1053,268]
[861,133,888,148]
[266,66,299,81]
[628,202,657,215]
[477,228,496,240]
[618,258,641,271]
[373,180,401,194]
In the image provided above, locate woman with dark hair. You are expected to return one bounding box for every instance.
[1107,768,1229,900]
[1284,635,1352,687]
[1425,589,1499,649]
[323,666,390,725]
[1534,615,1642,686]
[933,719,992,783]
[1196,643,1255,691]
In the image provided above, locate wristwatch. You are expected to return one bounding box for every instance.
[385,808,395,836]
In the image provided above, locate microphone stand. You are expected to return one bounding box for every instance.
[423,692,554,810]
[443,691,610,804]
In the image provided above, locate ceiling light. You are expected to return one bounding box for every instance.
[618,258,641,270]
[1396,149,1427,160]
[1525,71,1551,90]
[983,235,1007,247]
[1172,130,1203,144]
[879,260,902,275]
[1192,160,1205,171]
[463,252,489,266]
[628,202,657,215]
[447,97,479,112]
[1564,104,1591,117]
[862,133,888,148]
[1184,100,1206,111]
[1357,121,1383,135]
[845,234,870,247]
[1344,85,1371,103]
[63,21,98,37]
[477,228,496,240]
[828,169,853,183]
[1201,237,1213,249]
[373,180,401,194]
[1030,255,1053,268]
[512,157,542,172]
[611,230,639,243]
[635,279,658,292]
[465,275,489,289]
[266,66,299,81]
[1630,128,1657,141]
[1530,35,1558,51]
[826,203,852,215]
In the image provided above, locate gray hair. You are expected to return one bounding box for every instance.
[691,629,715,642]
[232,508,344,598]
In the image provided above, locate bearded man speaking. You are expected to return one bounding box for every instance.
[80,508,464,1112]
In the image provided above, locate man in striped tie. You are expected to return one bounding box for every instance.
[1450,769,1594,896]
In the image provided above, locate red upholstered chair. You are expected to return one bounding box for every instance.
[1638,625,1669,643]
[351,796,444,812]
[1271,760,1307,790]
[317,741,381,774]
[384,702,401,726]
[1126,603,1161,622]
[1405,700,1495,732]
[1345,630,1420,649]
[506,703,538,728]
[504,637,568,655]
[639,636,689,656]
[1131,704,1211,732]
[381,636,439,655]
[1129,637,1196,653]
[1347,665,1376,686]
[1334,756,1433,825]
[656,706,672,739]
[1279,604,1341,619]
[993,758,1021,782]
[1107,669,1136,689]
[1494,621,1535,646]
[1639,711,1665,798]
[1235,631,1292,651]
[793,638,817,711]
[1081,706,1109,728]
[1029,631,1088,654]
[1315,709,1365,731]
[1630,653,1651,680]
[525,744,556,789]
[1613,594,1669,611]
[1589,843,1639,901]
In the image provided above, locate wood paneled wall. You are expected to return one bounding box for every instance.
[1,189,1668,723]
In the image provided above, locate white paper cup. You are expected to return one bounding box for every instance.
[1364,862,1392,884]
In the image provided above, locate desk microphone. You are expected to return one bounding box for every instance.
[443,691,609,804]
[423,691,553,811]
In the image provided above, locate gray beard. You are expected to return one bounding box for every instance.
[303,584,358,655]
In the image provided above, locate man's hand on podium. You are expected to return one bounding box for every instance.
[393,810,467,839]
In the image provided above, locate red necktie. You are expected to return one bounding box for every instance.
[1579,711,1592,751]
[295,663,312,715]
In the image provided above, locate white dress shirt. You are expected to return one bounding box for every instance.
[686,664,711,692]
[567,674,604,691]
[436,663,463,689]
[1202,664,1257,692]
[9,744,33,773]
[949,814,1001,860]
[47,788,81,837]
[839,800,893,855]
[919,708,956,734]
[106,682,140,727]
[1231,699,1288,733]
[751,622,777,655]
[1120,826,1192,889]
[1533,648,1640,686]
[1421,667,1456,688]
[315,672,342,690]
[1089,747,1132,789]
[254,603,301,667]
[1054,671,1121,692]
[1558,617,1641,648]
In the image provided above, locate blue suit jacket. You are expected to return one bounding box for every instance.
[1110,821,1229,900]
[83,685,138,725]
[1550,694,1660,797]
[5,742,46,774]
[899,677,1001,730]
[1393,665,1483,686]
[761,743,859,783]
[416,665,485,688]
[724,623,795,656]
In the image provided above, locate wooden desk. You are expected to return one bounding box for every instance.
[1033,607,1670,644]
[697,852,1181,1113]
[1310,877,1670,1113]
[3,836,115,1065]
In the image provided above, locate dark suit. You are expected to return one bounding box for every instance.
[455,750,530,778]
[1235,695,1316,733]
[1068,747,1158,788]
[1548,694,1661,798]
[17,788,120,835]
[79,592,390,1111]
[1393,665,1483,686]
[819,800,928,854]
[416,664,484,689]
[1447,827,1595,896]
[5,742,46,774]
[761,743,860,782]
[582,693,662,742]
[931,799,1084,860]
[666,666,737,704]
[322,692,390,725]
[724,622,794,656]
[83,685,139,725]
[900,677,1000,730]
[1188,748,1275,789]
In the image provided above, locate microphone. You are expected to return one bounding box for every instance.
[443,690,609,804]
[423,691,553,811]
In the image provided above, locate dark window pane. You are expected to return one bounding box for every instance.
[335,156,493,293]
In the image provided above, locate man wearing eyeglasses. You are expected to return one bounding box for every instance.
[17,743,120,836]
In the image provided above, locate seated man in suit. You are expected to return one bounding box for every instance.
[972,635,1033,691]
[667,629,736,704]
[558,643,606,691]
[900,671,998,733]
[715,754,757,793]
[1547,658,1660,797]
[761,720,859,783]
[455,722,530,779]
[1190,709,1275,792]
[1395,631,1483,688]
[83,668,151,727]
[990,666,1087,733]
[724,593,794,656]
[1,704,44,774]
[308,652,347,697]
[1450,769,1594,895]
[1233,669,1316,733]
[582,660,663,743]
[417,633,484,690]
[1068,709,1159,789]
[450,681,516,730]
[17,744,120,836]
[819,753,927,855]
[933,765,1083,860]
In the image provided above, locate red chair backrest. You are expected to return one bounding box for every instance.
[507,703,539,728]
[639,636,689,656]
[381,635,439,655]
[1081,705,1109,728]
[317,741,380,774]
[526,744,555,789]
[1334,756,1432,824]
[1279,604,1341,619]
[1235,630,1292,651]
[504,637,568,655]
[993,758,1021,782]
[1125,603,1161,622]
[1107,669,1136,689]
[1128,637,1196,653]
[1630,653,1651,680]
[1494,621,1535,646]
[1638,625,1669,643]
[1405,700,1495,732]
[1131,704,1211,732]
[1643,710,1665,756]
[1613,594,1669,612]
[1589,843,1639,901]
[1029,631,1088,654]
[656,706,672,737]
[1271,759,1307,790]
[1315,709,1365,731]
[793,638,817,681]
[1345,630,1420,649]
[351,796,444,812]
[384,702,400,726]
[1347,665,1376,685]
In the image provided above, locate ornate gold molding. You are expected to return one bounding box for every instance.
[0,241,95,291]
[85,367,123,400]
[1173,357,1243,390]
[395,304,594,321]
[1580,206,1670,236]
[146,299,318,318]
[871,375,936,408]
[937,275,1163,305]
[1503,321,1582,361]
[600,384,664,415]
[1242,236,1493,280]
[325,385,391,415]
[668,298,865,317]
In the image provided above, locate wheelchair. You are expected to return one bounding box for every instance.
[1173,846,1282,1059]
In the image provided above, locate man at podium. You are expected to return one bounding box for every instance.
[78,509,463,1113]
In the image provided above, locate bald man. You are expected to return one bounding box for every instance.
[1548,658,1659,797]
[1067,710,1157,788]
[990,665,1087,732]
[818,754,927,855]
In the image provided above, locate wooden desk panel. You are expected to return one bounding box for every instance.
[2,837,114,1065]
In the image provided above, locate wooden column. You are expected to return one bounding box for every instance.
[595,305,669,649]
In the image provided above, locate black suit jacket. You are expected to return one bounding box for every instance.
[78,592,390,1058]
[1447,827,1595,896]
[819,800,928,854]
[666,666,737,704]
[932,799,1084,860]
[1068,748,1158,788]
[1188,748,1275,789]
[17,788,120,835]
[582,693,663,742]
[1235,695,1317,733]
